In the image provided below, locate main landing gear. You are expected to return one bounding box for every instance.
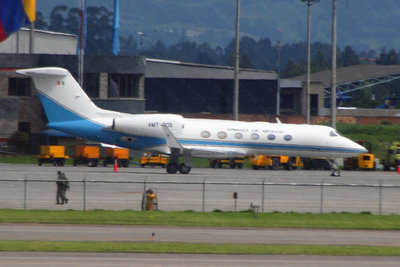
[166,155,191,174]
[327,159,340,177]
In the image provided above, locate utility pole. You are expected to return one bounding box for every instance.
[233,0,240,120]
[330,0,337,128]
[276,41,281,116]
[301,0,319,124]
[29,21,34,54]
[78,0,86,87]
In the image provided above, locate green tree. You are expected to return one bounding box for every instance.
[35,11,48,30]
[48,5,68,32]
[339,45,359,67]
[64,8,80,34]
[85,6,113,55]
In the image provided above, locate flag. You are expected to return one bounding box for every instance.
[112,0,120,55]
[0,0,36,42]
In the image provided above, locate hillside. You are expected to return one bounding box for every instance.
[36,0,400,52]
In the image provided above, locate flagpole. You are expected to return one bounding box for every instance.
[112,0,120,55]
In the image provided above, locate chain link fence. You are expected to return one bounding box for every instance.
[1,178,400,215]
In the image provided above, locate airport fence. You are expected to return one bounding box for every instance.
[1,178,400,215]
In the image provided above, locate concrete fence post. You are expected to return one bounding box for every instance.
[320,180,324,214]
[23,176,27,210]
[83,177,86,211]
[202,178,206,212]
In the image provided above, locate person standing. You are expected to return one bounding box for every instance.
[60,172,69,204]
[56,171,63,204]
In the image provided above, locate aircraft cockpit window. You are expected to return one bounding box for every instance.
[217,131,227,139]
[251,133,260,140]
[201,131,211,138]
[284,135,292,141]
[234,132,243,139]
[267,134,276,141]
[330,131,338,137]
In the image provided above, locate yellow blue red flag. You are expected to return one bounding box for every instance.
[0,0,36,42]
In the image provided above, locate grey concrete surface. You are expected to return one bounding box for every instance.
[1,224,400,246]
[1,252,400,267]
[0,163,399,214]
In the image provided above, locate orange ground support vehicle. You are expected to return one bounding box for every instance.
[73,145,100,167]
[37,145,69,166]
[250,155,302,170]
[140,153,167,168]
[103,147,130,167]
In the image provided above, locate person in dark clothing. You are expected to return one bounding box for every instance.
[56,171,69,204]
[56,171,63,204]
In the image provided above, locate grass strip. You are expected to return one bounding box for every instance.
[1,209,400,230]
[1,241,400,256]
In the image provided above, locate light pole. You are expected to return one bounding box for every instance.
[330,0,337,129]
[78,0,86,87]
[276,41,281,116]
[301,0,319,124]
[233,0,240,120]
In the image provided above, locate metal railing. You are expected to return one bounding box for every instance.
[1,178,400,215]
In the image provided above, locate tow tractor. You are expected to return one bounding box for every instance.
[343,141,375,170]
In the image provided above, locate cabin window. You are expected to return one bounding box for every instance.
[284,135,292,141]
[268,134,276,140]
[217,131,227,139]
[251,133,260,140]
[234,132,243,139]
[201,131,211,138]
[330,131,338,137]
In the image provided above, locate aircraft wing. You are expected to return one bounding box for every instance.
[180,145,247,159]
[161,125,246,161]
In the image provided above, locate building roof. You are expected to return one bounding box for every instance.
[145,58,277,80]
[290,64,400,87]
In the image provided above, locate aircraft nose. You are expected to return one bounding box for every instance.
[353,141,368,154]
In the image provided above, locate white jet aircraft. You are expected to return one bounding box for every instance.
[17,67,367,175]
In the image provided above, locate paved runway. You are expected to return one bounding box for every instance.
[1,163,400,214]
[1,164,400,266]
[1,252,400,267]
[1,223,400,246]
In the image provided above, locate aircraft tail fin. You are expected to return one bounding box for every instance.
[17,67,102,123]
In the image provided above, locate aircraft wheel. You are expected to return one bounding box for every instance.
[178,163,191,174]
[166,163,179,174]
[271,158,280,170]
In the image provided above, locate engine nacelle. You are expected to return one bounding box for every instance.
[112,114,184,138]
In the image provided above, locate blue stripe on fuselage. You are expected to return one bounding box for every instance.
[179,139,363,154]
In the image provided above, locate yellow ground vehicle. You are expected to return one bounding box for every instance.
[103,147,130,167]
[209,157,245,169]
[37,145,69,166]
[250,155,302,170]
[73,145,100,167]
[140,153,167,168]
[344,141,375,170]
[382,142,400,171]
